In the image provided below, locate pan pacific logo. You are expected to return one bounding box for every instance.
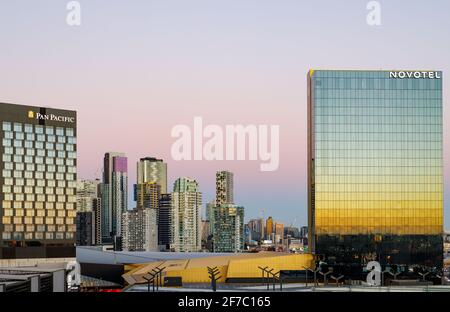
[27,110,75,123]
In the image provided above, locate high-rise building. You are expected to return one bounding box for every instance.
[136,182,160,210]
[213,204,244,253]
[76,179,102,246]
[101,152,128,247]
[158,193,172,250]
[275,223,284,244]
[76,211,93,246]
[265,217,274,239]
[123,182,160,252]
[122,207,158,252]
[216,171,234,205]
[0,103,77,265]
[171,177,202,252]
[137,157,167,194]
[206,199,216,235]
[76,179,101,212]
[248,218,265,241]
[308,69,443,269]
[300,226,308,239]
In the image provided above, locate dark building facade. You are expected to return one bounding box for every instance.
[308,70,443,270]
[0,102,77,261]
[158,193,172,250]
[76,211,93,246]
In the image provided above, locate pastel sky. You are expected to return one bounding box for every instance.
[0,1,449,228]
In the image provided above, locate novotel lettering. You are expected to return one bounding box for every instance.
[389,71,441,79]
[34,112,75,123]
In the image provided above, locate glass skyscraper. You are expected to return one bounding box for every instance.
[307,70,443,270]
[0,102,77,263]
[101,152,128,247]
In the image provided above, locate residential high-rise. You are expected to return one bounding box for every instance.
[136,182,160,210]
[158,193,172,250]
[205,199,216,235]
[76,212,93,246]
[122,207,158,252]
[213,204,244,253]
[123,182,160,252]
[216,171,234,205]
[76,179,101,212]
[76,179,102,246]
[137,157,167,194]
[0,103,77,265]
[101,152,128,248]
[265,217,274,239]
[308,69,443,269]
[171,177,202,252]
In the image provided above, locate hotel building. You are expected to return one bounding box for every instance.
[307,70,443,269]
[0,102,77,264]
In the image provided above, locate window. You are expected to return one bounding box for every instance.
[3,122,12,131]
[26,148,35,156]
[13,123,22,132]
[3,139,12,147]
[56,127,64,136]
[16,132,24,140]
[46,126,54,135]
[66,128,74,136]
[4,131,13,139]
[56,143,64,151]
[26,133,35,141]
[35,125,44,134]
[24,124,33,133]
[4,147,13,154]
[48,135,56,143]
[57,136,66,143]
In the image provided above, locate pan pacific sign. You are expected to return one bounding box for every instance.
[389,71,441,79]
[28,110,75,123]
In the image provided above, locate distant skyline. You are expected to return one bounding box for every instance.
[0,1,449,228]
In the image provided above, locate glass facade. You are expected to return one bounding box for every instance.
[307,70,443,269]
[0,103,77,259]
[2,122,77,241]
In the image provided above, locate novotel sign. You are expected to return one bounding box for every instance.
[28,111,75,123]
[389,71,441,79]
